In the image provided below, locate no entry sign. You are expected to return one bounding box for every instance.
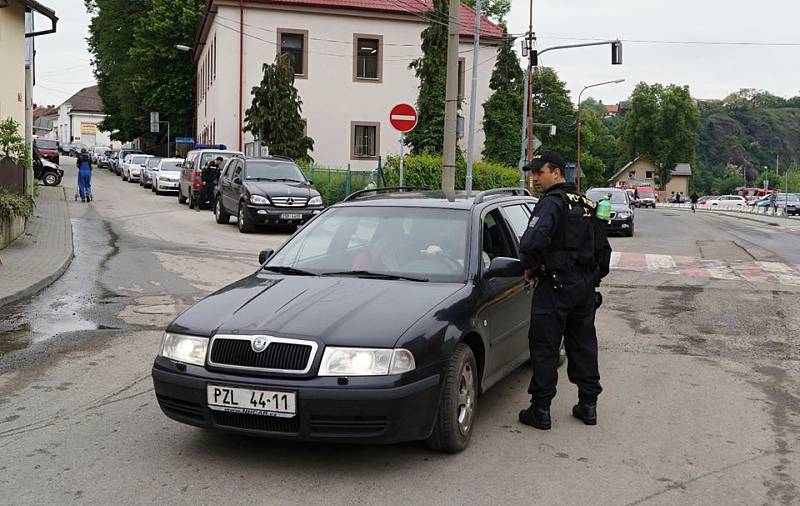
[389,103,418,133]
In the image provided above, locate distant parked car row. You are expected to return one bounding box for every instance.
[105,146,326,234]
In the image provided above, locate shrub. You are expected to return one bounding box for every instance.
[298,161,376,205]
[0,189,35,220]
[383,153,522,191]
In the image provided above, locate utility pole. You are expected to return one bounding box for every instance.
[441,0,460,200]
[518,70,529,189]
[465,0,482,197]
[526,0,536,173]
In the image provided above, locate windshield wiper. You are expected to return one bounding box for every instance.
[262,265,316,276]
[321,270,429,282]
[246,177,277,181]
[272,178,304,183]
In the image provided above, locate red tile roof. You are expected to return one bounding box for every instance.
[214,0,504,39]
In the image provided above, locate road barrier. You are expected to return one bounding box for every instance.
[660,202,795,219]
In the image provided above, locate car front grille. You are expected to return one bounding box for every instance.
[208,335,316,373]
[212,411,300,433]
[271,196,308,207]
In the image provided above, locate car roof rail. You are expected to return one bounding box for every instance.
[343,186,432,202]
[473,187,531,204]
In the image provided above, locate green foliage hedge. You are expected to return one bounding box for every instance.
[0,190,35,220]
[382,153,522,191]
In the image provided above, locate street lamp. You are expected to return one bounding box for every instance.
[175,44,192,52]
[576,78,625,192]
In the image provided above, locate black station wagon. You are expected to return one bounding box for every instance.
[152,188,543,452]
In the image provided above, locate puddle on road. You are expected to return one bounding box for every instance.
[0,218,115,357]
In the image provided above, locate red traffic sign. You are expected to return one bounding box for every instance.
[389,103,418,133]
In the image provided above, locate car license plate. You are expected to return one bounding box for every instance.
[207,385,296,417]
[280,213,303,220]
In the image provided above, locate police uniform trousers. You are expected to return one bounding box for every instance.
[528,268,602,408]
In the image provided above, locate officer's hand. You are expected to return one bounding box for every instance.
[523,268,538,282]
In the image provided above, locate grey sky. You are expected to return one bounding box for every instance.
[32,0,800,107]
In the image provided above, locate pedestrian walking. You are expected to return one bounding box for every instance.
[76,148,93,202]
[517,150,612,430]
[690,192,699,213]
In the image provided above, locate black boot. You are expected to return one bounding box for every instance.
[572,403,597,425]
[519,406,551,430]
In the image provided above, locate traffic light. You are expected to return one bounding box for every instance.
[611,41,623,65]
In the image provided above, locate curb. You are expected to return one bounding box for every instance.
[0,187,74,308]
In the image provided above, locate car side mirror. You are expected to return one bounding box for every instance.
[234,177,242,184]
[258,249,275,264]
[307,179,314,185]
[630,203,635,209]
[484,257,523,279]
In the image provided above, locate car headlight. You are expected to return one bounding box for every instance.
[318,347,416,376]
[250,194,270,205]
[308,195,323,206]
[617,211,631,219]
[160,332,208,366]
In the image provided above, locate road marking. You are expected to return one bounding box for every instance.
[611,252,800,286]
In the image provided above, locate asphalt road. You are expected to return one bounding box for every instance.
[0,164,798,505]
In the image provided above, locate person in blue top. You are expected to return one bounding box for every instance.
[77,148,93,202]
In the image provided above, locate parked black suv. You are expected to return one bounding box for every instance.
[152,188,551,452]
[214,157,324,232]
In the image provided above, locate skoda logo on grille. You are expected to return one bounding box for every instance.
[251,336,270,353]
[286,197,294,205]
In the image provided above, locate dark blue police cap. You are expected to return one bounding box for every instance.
[524,150,566,171]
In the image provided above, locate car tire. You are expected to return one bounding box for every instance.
[122,172,127,182]
[178,186,187,204]
[238,202,255,233]
[215,198,230,224]
[188,192,196,209]
[425,343,477,453]
[42,172,59,186]
[625,223,634,237]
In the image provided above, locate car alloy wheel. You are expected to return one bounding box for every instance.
[426,343,477,453]
[456,361,476,436]
[43,173,58,186]
[238,203,254,233]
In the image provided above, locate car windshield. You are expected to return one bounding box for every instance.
[160,162,182,171]
[267,206,470,282]
[638,191,655,199]
[146,158,162,168]
[587,190,627,204]
[36,140,58,149]
[246,161,305,181]
[130,156,150,164]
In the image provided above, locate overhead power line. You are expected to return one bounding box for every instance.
[539,35,800,47]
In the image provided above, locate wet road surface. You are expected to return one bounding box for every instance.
[1,169,798,505]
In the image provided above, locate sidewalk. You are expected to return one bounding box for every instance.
[0,186,74,307]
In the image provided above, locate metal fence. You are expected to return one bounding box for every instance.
[302,162,384,205]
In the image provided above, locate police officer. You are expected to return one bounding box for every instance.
[199,156,224,211]
[517,150,611,430]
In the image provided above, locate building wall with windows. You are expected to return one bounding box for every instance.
[0,1,27,132]
[198,3,499,170]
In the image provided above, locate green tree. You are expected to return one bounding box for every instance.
[580,97,608,117]
[86,0,203,143]
[244,54,314,161]
[621,82,699,189]
[86,0,146,141]
[406,0,449,155]
[461,0,511,22]
[531,67,576,159]
[481,25,523,167]
[128,0,203,143]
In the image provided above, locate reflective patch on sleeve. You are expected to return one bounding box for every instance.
[528,216,540,228]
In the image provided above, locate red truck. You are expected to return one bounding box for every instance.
[33,138,60,165]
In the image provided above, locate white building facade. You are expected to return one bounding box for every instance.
[195,0,502,170]
[55,85,115,148]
